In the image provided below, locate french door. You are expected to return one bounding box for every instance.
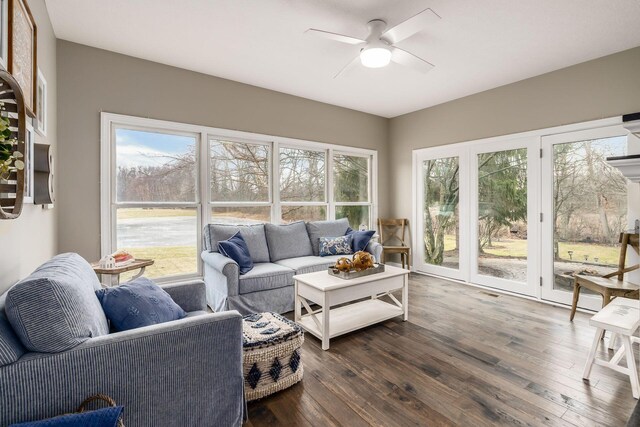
[415,137,539,296]
[541,125,629,310]
[415,147,469,281]
[414,120,630,309]
[469,137,539,296]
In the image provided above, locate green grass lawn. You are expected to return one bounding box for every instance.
[119,245,197,280]
[442,234,620,265]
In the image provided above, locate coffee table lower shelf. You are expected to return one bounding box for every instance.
[297,299,403,344]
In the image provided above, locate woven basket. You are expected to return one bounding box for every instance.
[76,394,125,427]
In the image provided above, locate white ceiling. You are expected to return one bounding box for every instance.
[45,0,640,118]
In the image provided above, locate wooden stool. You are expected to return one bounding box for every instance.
[582,297,640,399]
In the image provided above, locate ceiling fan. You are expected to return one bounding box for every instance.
[306,8,440,78]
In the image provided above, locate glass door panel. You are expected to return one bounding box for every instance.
[470,138,538,296]
[542,127,629,308]
[415,149,468,281]
[423,157,460,269]
[477,148,528,282]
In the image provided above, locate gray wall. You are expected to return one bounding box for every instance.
[389,46,640,224]
[56,40,390,261]
[0,0,57,294]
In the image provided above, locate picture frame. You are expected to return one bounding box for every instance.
[0,0,8,70]
[23,120,33,202]
[8,0,36,117]
[35,67,45,135]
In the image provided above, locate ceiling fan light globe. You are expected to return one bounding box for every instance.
[360,47,391,68]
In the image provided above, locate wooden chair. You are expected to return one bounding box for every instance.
[570,232,640,321]
[378,218,411,270]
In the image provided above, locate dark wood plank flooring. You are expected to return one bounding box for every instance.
[246,273,639,426]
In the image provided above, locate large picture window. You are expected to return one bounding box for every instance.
[112,127,200,280]
[102,114,377,281]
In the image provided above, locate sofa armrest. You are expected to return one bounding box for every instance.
[0,312,245,427]
[366,240,383,263]
[201,251,240,310]
[160,280,207,312]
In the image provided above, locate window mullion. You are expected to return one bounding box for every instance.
[273,141,281,223]
[328,148,335,220]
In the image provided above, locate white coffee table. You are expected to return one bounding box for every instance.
[293,264,410,350]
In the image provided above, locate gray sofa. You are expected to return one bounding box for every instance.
[0,253,245,427]
[202,218,383,314]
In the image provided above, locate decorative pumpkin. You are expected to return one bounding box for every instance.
[351,251,375,271]
[334,257,352,272]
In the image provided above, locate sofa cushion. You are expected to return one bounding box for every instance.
[265,221,313,262]
[275,255,343,275]
[346,229,376,252]
[0,295,24,367]
[5,253,110,353]
[238,263,295,294]
[306,218,350,256]
[218,232,254,275]
[96,277,187,332]
[204,224,270,263]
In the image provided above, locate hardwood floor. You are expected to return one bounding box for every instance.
[246,273,639,426]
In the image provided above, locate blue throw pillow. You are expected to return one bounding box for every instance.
[218,231,253,275]
[345,228,376,252]
[319,235,353,257]
[10,406,124,427]
[95,277,186,332]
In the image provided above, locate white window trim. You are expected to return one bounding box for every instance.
[101,112,378,281]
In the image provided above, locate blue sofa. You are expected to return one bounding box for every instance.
[0,253,245,427]
[202,218,383,314]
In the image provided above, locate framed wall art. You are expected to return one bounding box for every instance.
[8,0,36,117]
[35,67,45,135]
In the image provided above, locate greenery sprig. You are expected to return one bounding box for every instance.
[0,102,23,180]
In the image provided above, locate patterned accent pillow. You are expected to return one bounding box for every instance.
[319,235,353,257]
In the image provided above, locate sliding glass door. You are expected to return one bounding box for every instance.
[541,125,629,309]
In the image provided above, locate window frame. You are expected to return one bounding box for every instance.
[278,143,328,222]
[102,120,203,283]
[101,112,378,282]
[208,136,273,224]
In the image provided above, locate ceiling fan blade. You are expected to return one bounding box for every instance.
[391,47,434,74]
[381,8,441,44]
[333,55,361,79]
[306,29,366,45]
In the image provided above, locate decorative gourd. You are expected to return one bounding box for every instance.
[334,257,352,272]
[351,251,375,271]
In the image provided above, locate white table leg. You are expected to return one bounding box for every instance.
[402,274,409,321]
[608,332,618,351]
[130,266,146,281]
[583,327,603,379]
[294,280,301,323]
[622,335,640,399]
[322,293,330,351]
